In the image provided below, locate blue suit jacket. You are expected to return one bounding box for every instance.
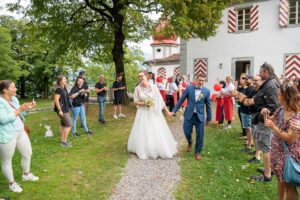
[172,85,212,122]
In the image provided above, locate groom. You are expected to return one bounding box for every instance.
[170,75,211,160]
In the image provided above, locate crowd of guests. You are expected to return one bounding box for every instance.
[1,64,300,198]
[211,64,300,200]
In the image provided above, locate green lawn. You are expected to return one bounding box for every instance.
[19,99,53,110]
[174,117,278,200]
[0,104,135,199]
[0,102,282,199]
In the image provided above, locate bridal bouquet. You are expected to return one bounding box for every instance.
[144,98,154,109]
[197,93,204,102]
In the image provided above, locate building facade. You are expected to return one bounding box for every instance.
[144,28,180,79]
[180,0,300,89]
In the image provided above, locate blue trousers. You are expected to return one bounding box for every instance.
[71,105,88,134]
[183,113,205,154]
[97,96,106,121]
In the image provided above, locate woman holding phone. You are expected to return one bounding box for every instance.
[0,80,39,193]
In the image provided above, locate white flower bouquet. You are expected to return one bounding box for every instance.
[144,98,154,109]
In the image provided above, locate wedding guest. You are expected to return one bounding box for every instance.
[156,76,166,103]
[78,71,90,115]
[249,63,280,182]
[238,75,255,152]
[237,73,247,138]
[54,76,72,147]
[293,77,300,93]
[216,80,226,126]
[148,72,155,85]
[95,75,108,124]
[128,71,177,159]
[69,76,93,136]
[112,74,126,119]
[263,83,300,200]
[166,76,178,112]
[243,75,263,163]
[221,75,235,129]
[179,75,188,111]
[0,80,39,193]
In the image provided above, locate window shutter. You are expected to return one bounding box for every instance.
[194,59,208,78]
[173,66,180,76]
[228,9,236,33]
[279,0,289,27]
[285,54,300,79]
[250,5,259,31]
[157,67,166,79]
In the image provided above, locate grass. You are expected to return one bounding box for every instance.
[174,113,278,200]
[0,104,136,200]
[0,101,283,199]
[19,99,54,110]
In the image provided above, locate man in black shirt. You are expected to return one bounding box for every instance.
[112,74,126,119]
[95,75,108,124]
[238,75,255,153]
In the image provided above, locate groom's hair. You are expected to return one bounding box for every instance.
[196,74,206,80]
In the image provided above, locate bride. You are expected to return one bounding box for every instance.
[127,71,178,159]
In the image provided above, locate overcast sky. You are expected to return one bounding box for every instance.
[0,0,153,60]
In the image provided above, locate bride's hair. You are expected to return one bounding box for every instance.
[139,70,149,76]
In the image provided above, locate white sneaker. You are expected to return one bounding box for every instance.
[118,113,126,118]
[113,114,118,119]
[9,182,23,193]
[224,125,232,129]
[22,173,39,181]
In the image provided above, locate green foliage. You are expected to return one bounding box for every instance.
[85,46,144,92]
[0,26,19,80]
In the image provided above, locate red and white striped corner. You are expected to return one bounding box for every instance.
[173,66,180,76]
[194,59,208,78]
[285,54,300,79]
[279,0,289,27]
[250,5,259,31]
[228,9,236,33]
[157,67,167,79]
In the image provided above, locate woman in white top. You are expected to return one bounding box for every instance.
[128,71,177,159]
[221,76,235,129]
[166,76,178,111]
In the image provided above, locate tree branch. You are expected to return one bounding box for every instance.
[82,18,105,28]
[84,0,113,23]
[70,5,87,21]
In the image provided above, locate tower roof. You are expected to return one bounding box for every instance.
[151,21,179,46]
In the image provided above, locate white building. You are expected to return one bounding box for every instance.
[144,31,181,79]
[180,0,300,89]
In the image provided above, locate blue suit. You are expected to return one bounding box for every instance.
[172,85,212,154]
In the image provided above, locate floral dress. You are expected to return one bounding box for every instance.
[271,106,300,182]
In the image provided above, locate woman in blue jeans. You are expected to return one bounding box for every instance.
[69,76,93,136]
[95,75,108,124]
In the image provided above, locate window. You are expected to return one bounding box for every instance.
[237,8,251,31]
[156,48,161,52]
[289,0,300,25]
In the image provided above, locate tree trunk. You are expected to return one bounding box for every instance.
[20,76,26,98]
[112,12,129,103]
[43,75,49,99]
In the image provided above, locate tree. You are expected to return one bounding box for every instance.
[86,46,144,93]
[0,16,83,98]
[0,26,19,80]
[8,0,231,85]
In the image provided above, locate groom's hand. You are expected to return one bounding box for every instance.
[169,112,175,117]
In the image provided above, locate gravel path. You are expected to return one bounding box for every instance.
[109,118,186,200]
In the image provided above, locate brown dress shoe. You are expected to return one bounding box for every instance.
[187,144,192,152]
[195,153,202,161]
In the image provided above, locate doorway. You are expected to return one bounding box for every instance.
[231,57,254,81]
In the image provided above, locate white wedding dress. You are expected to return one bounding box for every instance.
[127,84,178,159]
